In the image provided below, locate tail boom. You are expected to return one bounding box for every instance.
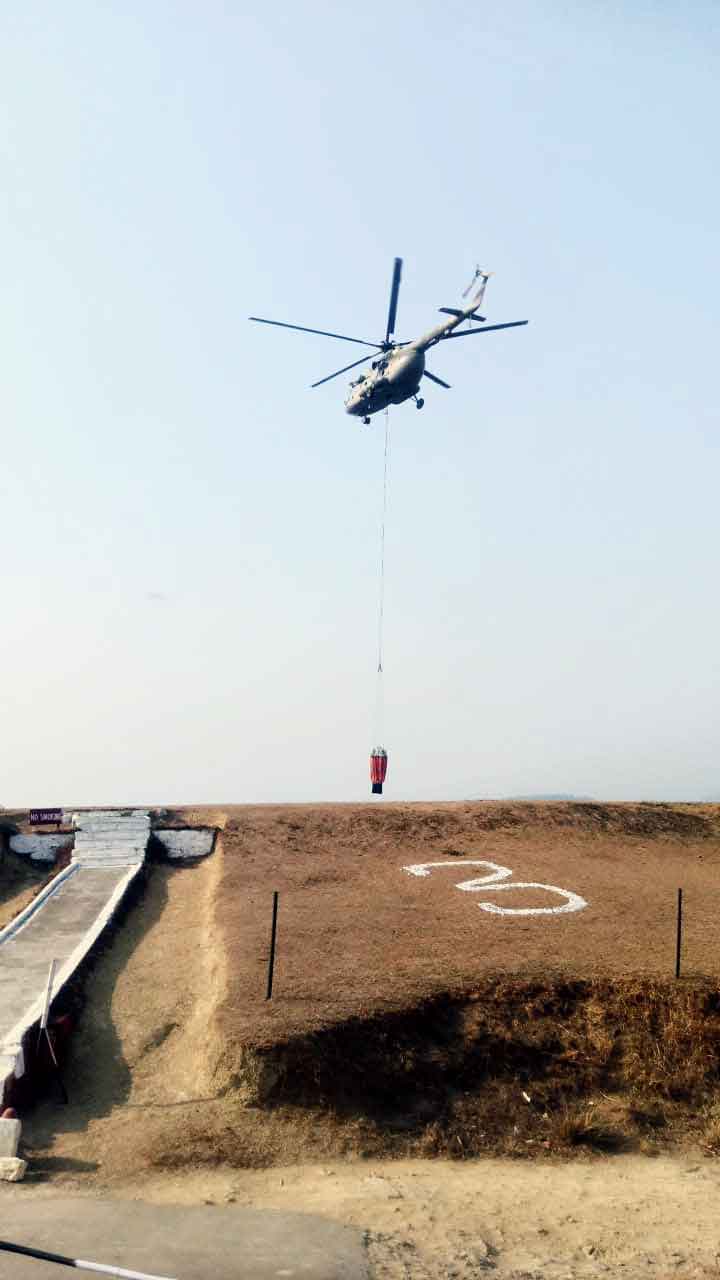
[415,271,493,351]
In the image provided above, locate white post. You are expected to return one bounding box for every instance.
[40,959,57,1032]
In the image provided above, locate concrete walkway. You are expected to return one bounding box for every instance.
[1,811,150,1094]
[0,1198,368,1279]
[0,867,132,1042]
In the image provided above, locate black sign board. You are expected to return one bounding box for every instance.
[29,808,63,825]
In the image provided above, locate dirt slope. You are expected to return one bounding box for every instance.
[0,847,54,931]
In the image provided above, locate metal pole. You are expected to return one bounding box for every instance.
[0,1238,178,1278]
[266,891,279,1000]
[675,887,683,979]
[36,959,67,1102]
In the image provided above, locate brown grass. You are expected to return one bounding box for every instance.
[552,1104,628,1151]
[701,1103,720,1153]
[200,973,719,1162]
[18,802,720,1179]
[210,801,720,1056]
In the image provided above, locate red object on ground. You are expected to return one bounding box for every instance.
[370,748,388,795]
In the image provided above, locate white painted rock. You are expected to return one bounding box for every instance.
[0,1157,26,1182]
[10,834,72,863]
[0,1118,21,1158]
[154,829,215,859]
[1,1047,23,1087]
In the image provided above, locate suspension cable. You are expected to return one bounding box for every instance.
[376,407,390,675]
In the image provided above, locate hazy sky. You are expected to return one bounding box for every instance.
[2,2,719,806]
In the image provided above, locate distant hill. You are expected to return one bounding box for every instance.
[469,793,719,804]
[469,793,596,803]
[506,793,596,802]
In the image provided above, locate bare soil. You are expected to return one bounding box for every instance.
[6,1156,720,1278]
[128,1154,720,1279]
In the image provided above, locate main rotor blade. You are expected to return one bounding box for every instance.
[385,257,403,344]
[442,320,528,339]
[249,316,382,348]
[311,351,375,389]
[423,369,451,389]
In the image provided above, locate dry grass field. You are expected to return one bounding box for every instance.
[17,801,720,1184]
[210,801,720,1050]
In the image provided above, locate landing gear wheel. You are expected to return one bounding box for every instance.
[415,397,424,410]
[362,416,371,425]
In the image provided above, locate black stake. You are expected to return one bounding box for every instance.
[675,887,683,979]
[266,891,279,1000]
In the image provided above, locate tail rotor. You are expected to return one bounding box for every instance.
[461,264,482,299]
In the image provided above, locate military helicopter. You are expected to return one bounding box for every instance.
[249,258,528,424]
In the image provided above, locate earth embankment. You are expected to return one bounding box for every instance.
[20,802,720,1179]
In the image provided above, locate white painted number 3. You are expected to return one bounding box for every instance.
[402,859,587,917]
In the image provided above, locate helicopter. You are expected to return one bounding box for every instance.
[249,258,528,424]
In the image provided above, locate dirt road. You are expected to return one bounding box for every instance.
[133,1155,720,1278]
[9,1154,720,1278]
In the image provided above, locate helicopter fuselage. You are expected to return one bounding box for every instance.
[345,346,425,419]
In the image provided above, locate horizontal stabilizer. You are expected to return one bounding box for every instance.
[439,307,486,321]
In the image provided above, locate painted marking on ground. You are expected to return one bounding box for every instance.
[402,858,587,916]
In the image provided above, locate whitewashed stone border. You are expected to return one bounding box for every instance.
[0,1156,26,1181]
[0,1117,21,1157]
[153,829,216,859]
[9,834,73,864]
